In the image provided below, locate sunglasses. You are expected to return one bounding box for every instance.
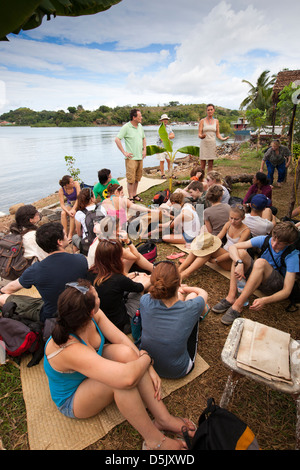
[100,238,117,245]
[65,282,89,295]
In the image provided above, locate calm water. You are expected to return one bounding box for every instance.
[0,125,237,215]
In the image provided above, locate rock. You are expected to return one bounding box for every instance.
[9,203,24,215]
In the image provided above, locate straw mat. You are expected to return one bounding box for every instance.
[118,176,165,198]
[20,354,209,450]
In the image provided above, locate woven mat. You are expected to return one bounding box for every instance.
[118,176,165,198]
[20,354,209,450]
[171,244,264,298]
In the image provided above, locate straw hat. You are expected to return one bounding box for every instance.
[191,232,222,257]
[159,114,170,120]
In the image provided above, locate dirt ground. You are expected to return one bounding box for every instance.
[1,157,300,450]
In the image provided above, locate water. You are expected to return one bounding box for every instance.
[0,124,237,215]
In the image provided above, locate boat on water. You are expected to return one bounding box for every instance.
[231,117,251,135]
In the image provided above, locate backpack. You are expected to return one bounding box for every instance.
[136,241,157,263]
[183,398,259,450]
[0,230,32,280]
[0,302,44,367]
[152,189,170,206]
[80,204,106,255]
[258,234,300,312]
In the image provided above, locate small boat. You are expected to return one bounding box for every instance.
[231,117,251,135]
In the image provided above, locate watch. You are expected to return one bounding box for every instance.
[235,259,243,267]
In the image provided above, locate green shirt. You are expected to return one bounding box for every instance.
[117,122,145,160]
[93,178,119,201]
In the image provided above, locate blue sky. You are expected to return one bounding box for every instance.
[0,0,299,114]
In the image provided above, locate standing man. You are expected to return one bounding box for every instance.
[260,140,291,187]
[157,114,175,178]
[115,108,146,202]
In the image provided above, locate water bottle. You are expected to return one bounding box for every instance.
[133,309,140,325]
[131,309,141,346]
[237,279,249,306]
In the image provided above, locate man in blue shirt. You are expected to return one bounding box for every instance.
[212,221,299,325]
[0,222,88,322]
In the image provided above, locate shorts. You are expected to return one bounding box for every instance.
[125,159,143,184]
[6,295,44,322]
[183,232,195,243]
[72,233,82,249]
[157,152,170,162]
[57,393,76,419]
[245,259,284,295]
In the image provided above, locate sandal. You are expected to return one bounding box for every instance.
[161,174,166,179]
[166,252,186,260]
[133,195,143,202]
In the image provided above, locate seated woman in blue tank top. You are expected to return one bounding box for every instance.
[44,279,196,450]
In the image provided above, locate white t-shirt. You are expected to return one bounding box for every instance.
[22,230,48,261]
[182,204,201,238]
[75,204,96,239]
[244,213,274,237]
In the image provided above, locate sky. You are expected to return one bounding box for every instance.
[0,0,299,114]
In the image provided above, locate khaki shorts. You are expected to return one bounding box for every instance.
[245,259,284,295]
[125,159,143,184]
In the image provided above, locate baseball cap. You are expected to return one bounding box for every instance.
[251,194,271,211]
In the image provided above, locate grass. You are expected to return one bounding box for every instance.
[1,148,300,450]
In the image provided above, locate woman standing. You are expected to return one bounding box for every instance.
[58,175,81,241]
[198,104,229,173]
[44,280,194,450]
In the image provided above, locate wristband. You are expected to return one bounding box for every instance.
[126,240,132,246]
[140,352,154,366]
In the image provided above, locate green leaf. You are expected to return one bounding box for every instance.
[146,145,166,156]
[0,0,123,39]
[177,146,200,157]
[158,123,173,152]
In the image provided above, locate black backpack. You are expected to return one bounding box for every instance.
[80,204,106,255]
[258,234,300,312]
[0,302,44,367]
[183,398,259,450]
[152,189,170,206]
[0,230,32,280]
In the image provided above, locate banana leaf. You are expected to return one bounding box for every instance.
[146,145,166,156]
[158,123,173,153]
[0,0,122,40]
[177,145,200,158]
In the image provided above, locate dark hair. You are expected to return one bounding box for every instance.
[190,165,204,180]
[149,262,180,299]
[10,205,39,235]
[59,175,72,187]
[206,184,223,203]
[107,183,122,196]
[130,108,140,120]
[206,104,215,109]
[77,188,94,211]
[97,168,111,185]
[187,181,204,192]
[35,222,65,253]
[91,239,124,284]
[52,279,96,345]
[255,171,269,186]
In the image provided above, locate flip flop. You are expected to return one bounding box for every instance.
[133,195,143,202]
[166,252,186,260]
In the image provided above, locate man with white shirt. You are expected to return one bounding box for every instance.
[244,194,274,237]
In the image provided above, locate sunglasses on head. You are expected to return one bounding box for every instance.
[65,282,89,295]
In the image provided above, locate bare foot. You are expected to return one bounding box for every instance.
[153,416,196,438]
[143,435,187,450]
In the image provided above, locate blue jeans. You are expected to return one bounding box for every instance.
[266,160,286,184]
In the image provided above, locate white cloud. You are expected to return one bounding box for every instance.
[0,0,299,113]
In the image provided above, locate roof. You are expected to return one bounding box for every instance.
[272,70,300,102]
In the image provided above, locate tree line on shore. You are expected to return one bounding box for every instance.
[0,103,238,133]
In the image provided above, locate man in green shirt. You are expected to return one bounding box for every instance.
[93,168,119,201]
[115,108,146,201]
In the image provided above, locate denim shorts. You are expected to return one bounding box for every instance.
[183,232,195,243]
[57,393,76,419]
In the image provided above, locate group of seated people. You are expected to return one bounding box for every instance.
[1,162,299,451]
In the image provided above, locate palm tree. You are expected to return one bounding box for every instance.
[240,70,276,112]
